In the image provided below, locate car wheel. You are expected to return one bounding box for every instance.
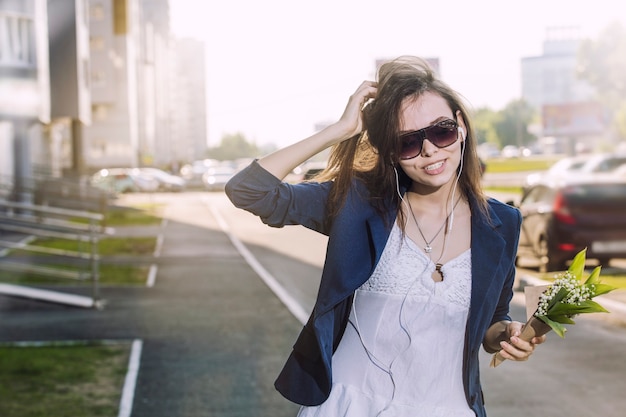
[538,237,564,273]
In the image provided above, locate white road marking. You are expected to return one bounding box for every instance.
[207,201,308,325]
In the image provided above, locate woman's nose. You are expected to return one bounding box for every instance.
[420,138,437,157]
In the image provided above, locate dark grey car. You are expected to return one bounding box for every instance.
[514,173,626,272]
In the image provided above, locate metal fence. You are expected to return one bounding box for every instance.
[0,174,111,217]
[0,200,107,308]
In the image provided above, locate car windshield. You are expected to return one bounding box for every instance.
[548,158,586,173]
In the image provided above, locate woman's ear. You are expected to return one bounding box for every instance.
[455,111,467,141]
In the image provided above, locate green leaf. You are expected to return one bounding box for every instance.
[547,314,577,324]
[549,300,609,316]
[584,265,602,285]
[568,248,587,280]
[537,315,567,338]
[579,299,610,313]
[591,283,617,297]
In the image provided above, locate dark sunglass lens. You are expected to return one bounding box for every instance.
[429,123,458,148]
[400,133,423,160]
[399,120,458,159]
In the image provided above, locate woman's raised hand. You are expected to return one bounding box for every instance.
[255,81,377,180]
[335,81,378,141]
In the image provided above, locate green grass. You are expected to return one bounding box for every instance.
[0,205,156,417]
[33,236,157,256]
[0,342,131,417]
[105,204,162,226]
[68,204,161,227]
[484,185,524,194]
[0,236,156,286]
[0,264,151,286]
[484,156,560,173]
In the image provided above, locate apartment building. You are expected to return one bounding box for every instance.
[0,0,212,192]
[521,27,609,152]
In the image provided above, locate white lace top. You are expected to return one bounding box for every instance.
[298,222,474,417]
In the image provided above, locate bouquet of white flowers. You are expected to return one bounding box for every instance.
[490,248,616,367]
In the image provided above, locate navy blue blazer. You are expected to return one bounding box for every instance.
[226,160,522,417]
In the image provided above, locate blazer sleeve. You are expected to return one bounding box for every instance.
[225,160,333,235]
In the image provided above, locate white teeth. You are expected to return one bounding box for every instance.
[424,161,444,171]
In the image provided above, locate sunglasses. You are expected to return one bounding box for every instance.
[398,118,459,160]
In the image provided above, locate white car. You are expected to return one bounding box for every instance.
[525,154,626,188]
[202,166,236,191]
[91,168,160,194]
[501,145,521,158]
[137,168,186,192]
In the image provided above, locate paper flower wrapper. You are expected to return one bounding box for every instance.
[490,285,552,368]
[490,249,616,368]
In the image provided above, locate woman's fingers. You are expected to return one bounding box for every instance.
[499,336,535,361]
[338,81,377,136]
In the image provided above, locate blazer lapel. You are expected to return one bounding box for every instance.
[366,211,395,267]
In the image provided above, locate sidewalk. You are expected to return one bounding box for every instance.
[0,197,302,417]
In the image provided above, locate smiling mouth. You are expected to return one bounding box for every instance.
[424,161,444,171]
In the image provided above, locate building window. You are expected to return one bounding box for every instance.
[91,69,106,87]
[0,12,35,67]
[90,35,104,51]
[90,3,105,21]
[92,104,108,120]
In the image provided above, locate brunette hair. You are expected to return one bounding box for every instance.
[317,55,488,224]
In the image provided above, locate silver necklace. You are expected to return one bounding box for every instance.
[406,196,461,254]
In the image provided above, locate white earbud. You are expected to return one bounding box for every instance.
[458,126,464,137]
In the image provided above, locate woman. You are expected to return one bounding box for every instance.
[225,56,545,417]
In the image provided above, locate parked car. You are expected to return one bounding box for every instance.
[202,166,236,191]
[615,164,626,176]
[137,168,186,192]
[301,161,328,181]
[524,155,588,188]
[513,173,626,272]
[90,168,160,194]
[180,159,220,189]
[501,145,521,158]
[525,153,626,189]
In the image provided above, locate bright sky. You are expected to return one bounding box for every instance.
[170,0,625,148]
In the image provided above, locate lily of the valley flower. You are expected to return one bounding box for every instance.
[534,248,616,337]
[491,248,616,367]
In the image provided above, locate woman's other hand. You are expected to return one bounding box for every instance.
[497,321,547,362]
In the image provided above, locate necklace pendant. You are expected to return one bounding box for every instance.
[424,245,432,253]
[435,263,444,281]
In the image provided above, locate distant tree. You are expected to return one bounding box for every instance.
[578,21,626,140]
[471,107,500,147]
[578,22,626,108]
[494,99,537,148]
[206,132,260,161]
